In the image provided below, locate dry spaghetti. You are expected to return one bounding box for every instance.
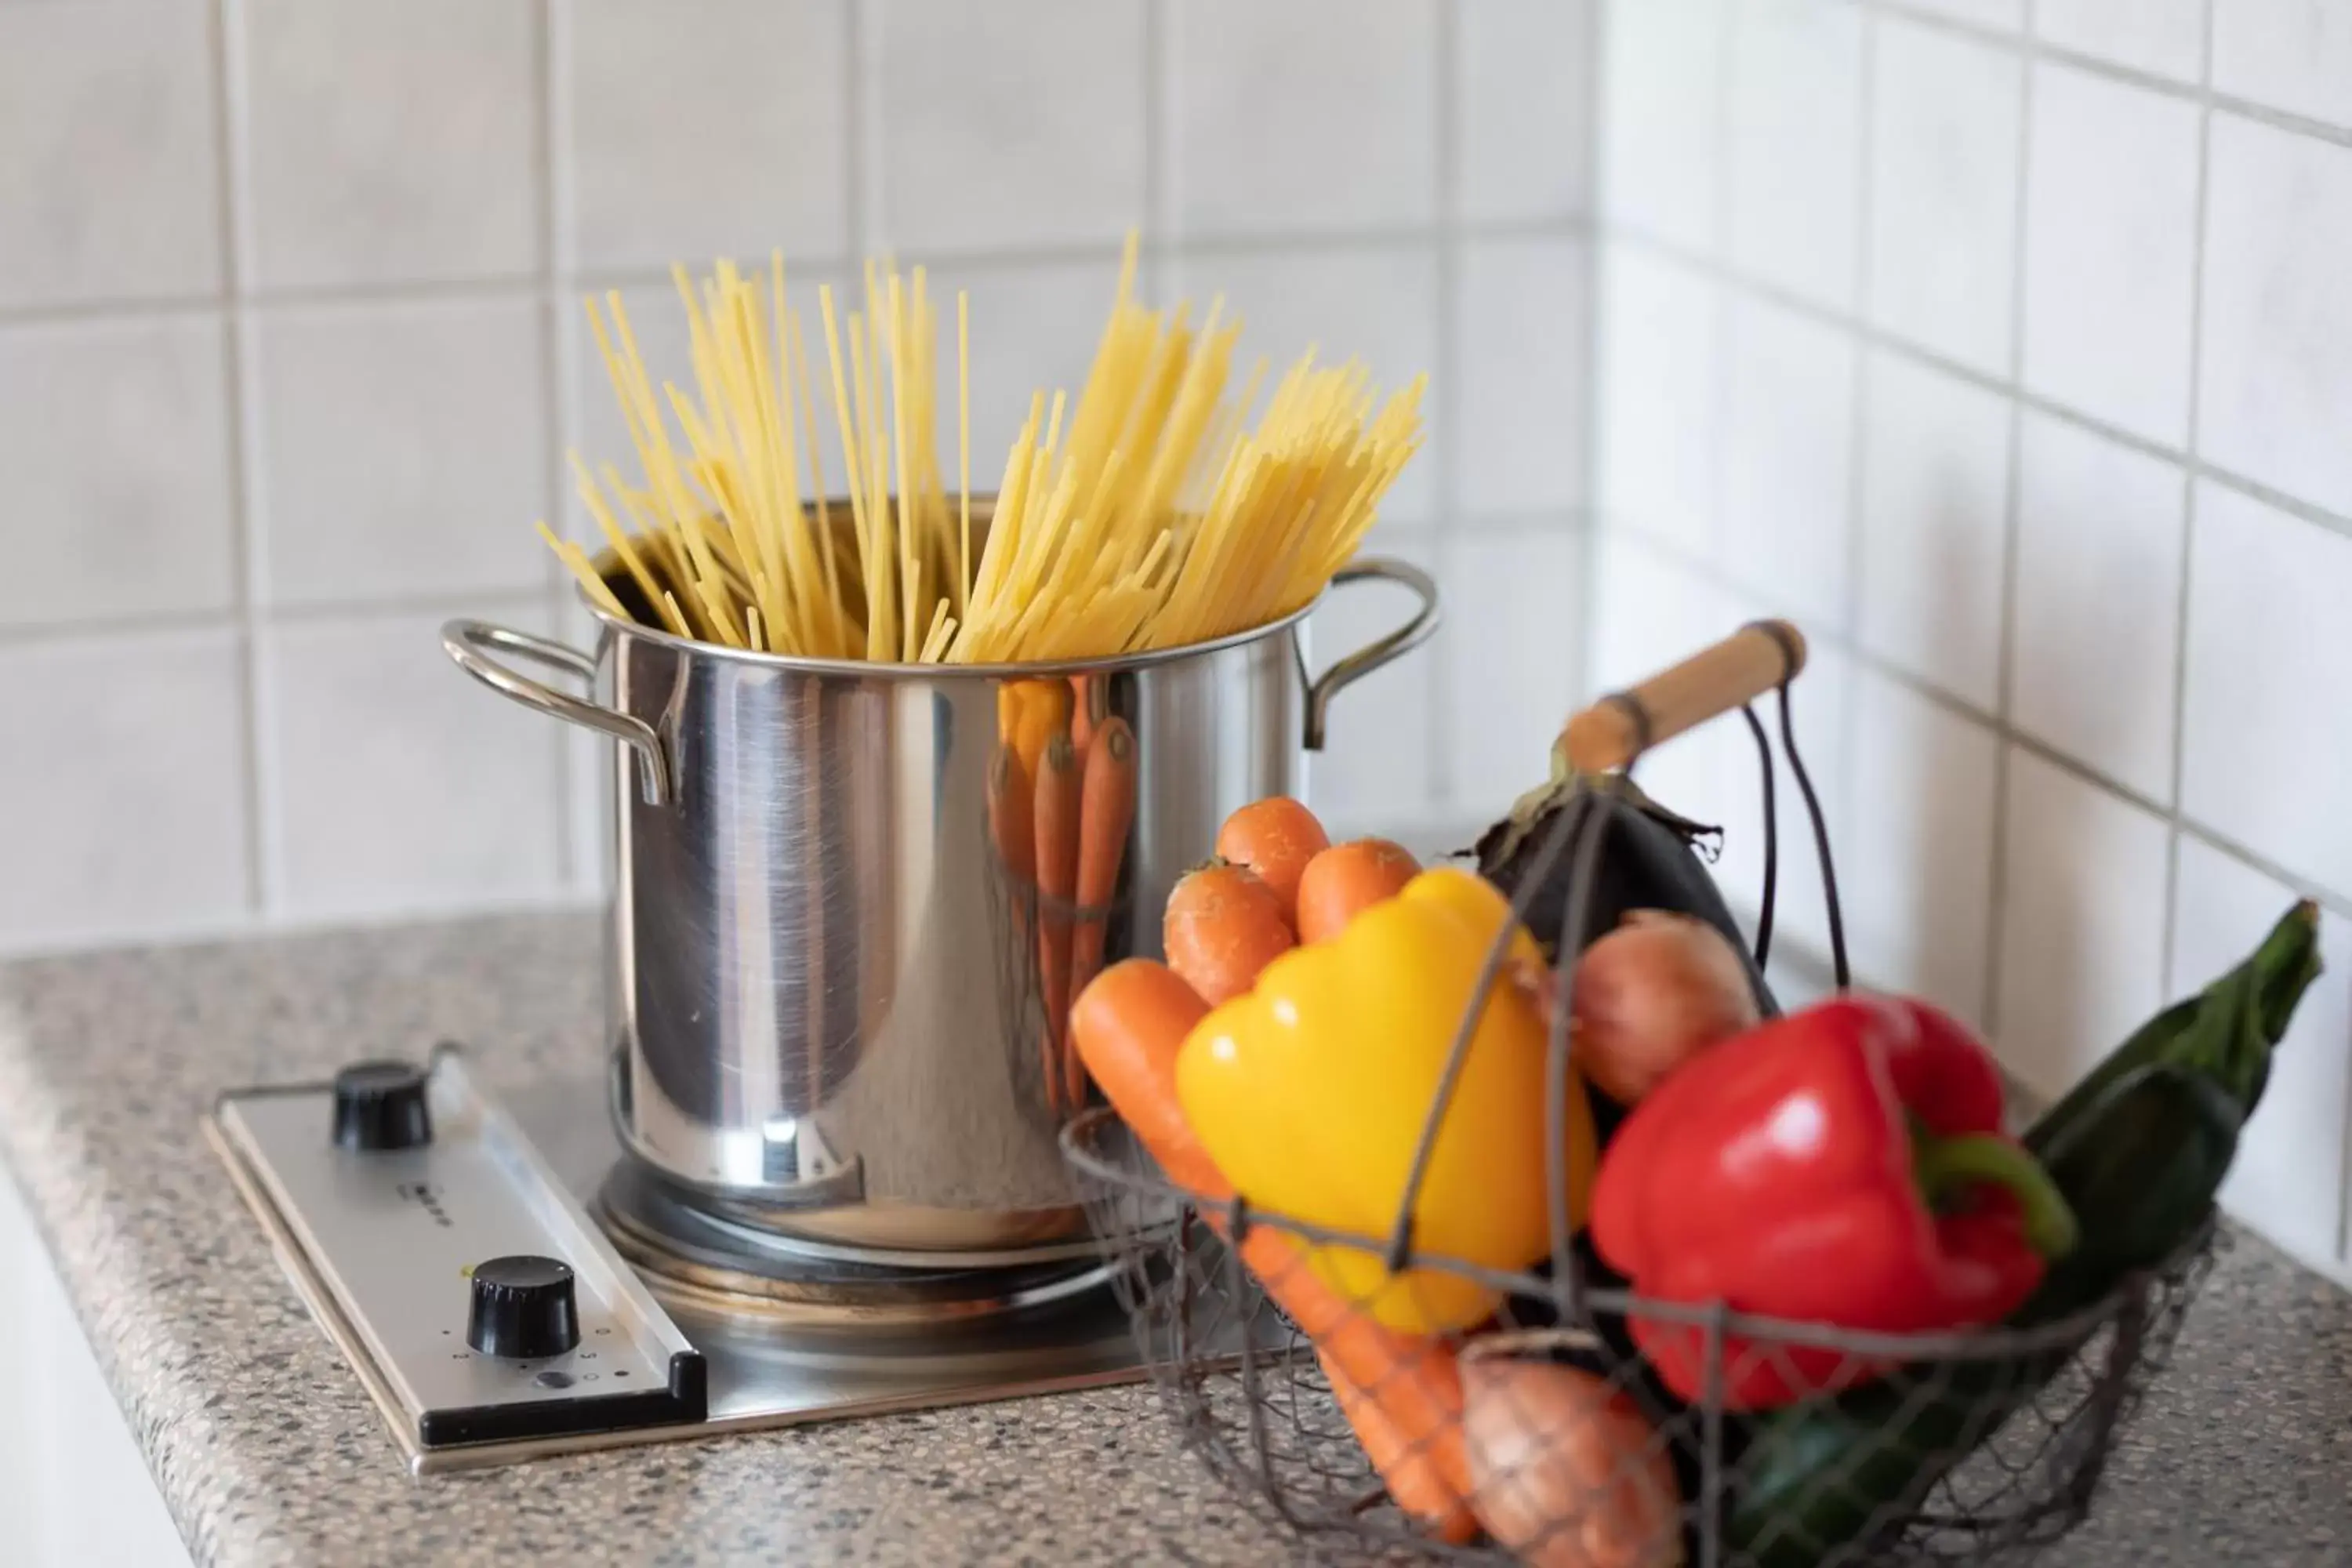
[543,234,1425,664]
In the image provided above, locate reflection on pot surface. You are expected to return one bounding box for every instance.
[445,541,1436,1253]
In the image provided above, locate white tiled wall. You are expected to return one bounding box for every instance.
[2,0,1593,956]
[22,0,2350,1289]
[1592,0,2352,1282]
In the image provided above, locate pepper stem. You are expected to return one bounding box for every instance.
[1911,1124,2080,1259]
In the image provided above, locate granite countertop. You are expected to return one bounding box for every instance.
[2,913,2350,1566]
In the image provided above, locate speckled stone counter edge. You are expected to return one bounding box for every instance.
[2,916,2352,1566]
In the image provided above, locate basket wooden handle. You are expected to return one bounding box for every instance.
[1560,620,1808,772]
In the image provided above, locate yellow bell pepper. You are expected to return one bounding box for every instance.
[1403,866,1546,971]
[1174,868,1598,1334]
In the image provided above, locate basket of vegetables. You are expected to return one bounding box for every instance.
[1059,619,2318,1566]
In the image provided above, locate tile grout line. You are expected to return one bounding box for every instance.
[1868,0,2352,155]
[64,0,2350,978]
[2172,820,2352,935]
[2160,0,2218,1013]
[1606,532,2352,941]
[1605,509,1999,723]
[1722,0,1853,910]
[1595,3,2352,1133]
[1802,4,1865,964]
[0,222,1597,332]
[1708,0,1737,266]
[845,0,872,254]
[1685,0,1739,913]
[1864,6,2352,1200]
[1428,0,1460,814]
[1604,218,2352,551]
[1142,0,1171,247]
[1846,1,1881,654]
[1573,0,1609,710]
[1633,0,1840,994]
[0,611,245,648]
[1839,0,1880,948]
[0,293,238,328]
[0,518,1592,654]
[545,0,605,898]
[537,0,579,894]
[1601,521,2352,927]
[209,0,269,924]
[1697,0,1733,612]
[1979,0,2037,1041]
[0,586,596,651]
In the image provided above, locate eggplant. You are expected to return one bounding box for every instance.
[1465,767,1780,1021]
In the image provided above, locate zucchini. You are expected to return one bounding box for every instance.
[1725,902,2321,1568]
[2031,1066,2241,1289]
[2031,899,2318,1150]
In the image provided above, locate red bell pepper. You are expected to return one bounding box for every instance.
[1588,993,2078,1410]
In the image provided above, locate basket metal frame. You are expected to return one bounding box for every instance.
[1058,623,2221,1566]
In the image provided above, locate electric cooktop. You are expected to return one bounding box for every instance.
[211,1044,1261,1475]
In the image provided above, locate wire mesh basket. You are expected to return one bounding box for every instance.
[1059,619,2225,1567]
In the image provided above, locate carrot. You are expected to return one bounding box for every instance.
[1033,731,1083,1112]
[1069,960,1218,1189]
[1070,673,1109,757]
[1066,717,1138,1105]
[1069,961,1476,1541]
[1213,797,1330,924]
[1294,837,1421,944]
[1162,862,1295,1005]
[989,743,1036,948]
[1326,1349,1480,1547]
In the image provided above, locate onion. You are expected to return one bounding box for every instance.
[1461,1352,1684,1568]
[1570,910,1758,1105]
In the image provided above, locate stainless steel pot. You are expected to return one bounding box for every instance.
[442,521,1436,1253]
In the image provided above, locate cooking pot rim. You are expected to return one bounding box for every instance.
[575,575,1324,681]
[445,553,1437,804]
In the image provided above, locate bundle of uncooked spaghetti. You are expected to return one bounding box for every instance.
[539,234,1425,664]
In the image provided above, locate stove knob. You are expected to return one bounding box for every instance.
[331,1060,432,1152]
[466,1255,579,1359]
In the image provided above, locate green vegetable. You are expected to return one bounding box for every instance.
[1726,902,2321,1568]
[2030,898,2320,1150]
[2029,1065,2242,1291]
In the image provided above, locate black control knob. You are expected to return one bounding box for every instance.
[332,1061,432,1152]
[466,1255,579,1359]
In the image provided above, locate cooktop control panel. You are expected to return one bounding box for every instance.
[212,1046,706,1457]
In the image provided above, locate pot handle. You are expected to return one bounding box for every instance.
[441,619,671,806]
[1301,556,1442,750]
